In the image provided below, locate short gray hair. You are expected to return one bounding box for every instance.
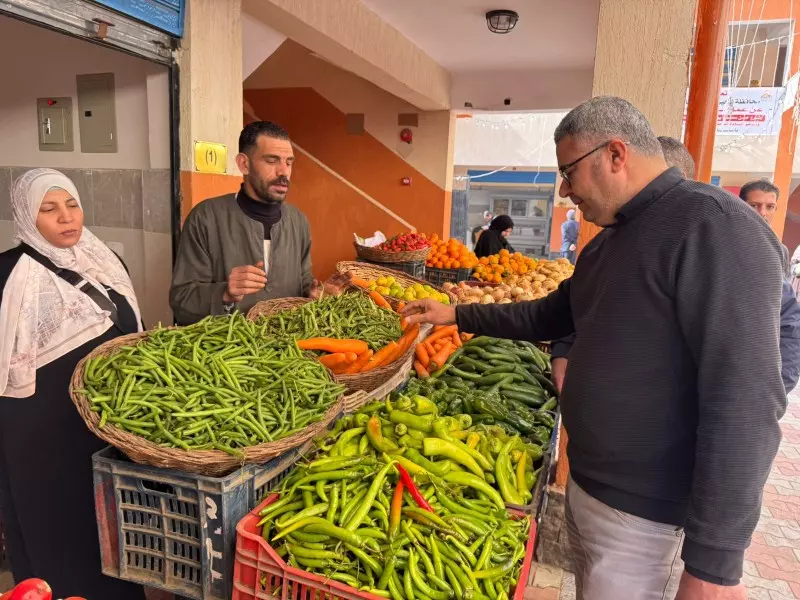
[657,136,696,179]
[554,96,662,156]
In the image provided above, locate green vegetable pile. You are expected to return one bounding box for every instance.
[256,293,402,351]
[406,336,557,447]
[79,314,345,455]
[257,397,538,600]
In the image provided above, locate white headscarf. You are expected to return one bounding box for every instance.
[0,168,143,398]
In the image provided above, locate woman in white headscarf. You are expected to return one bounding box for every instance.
[0,169,144,598]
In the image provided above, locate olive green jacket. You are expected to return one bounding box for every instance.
[170,194,314,325]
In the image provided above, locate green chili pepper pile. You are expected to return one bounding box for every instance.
[79,314,345,456]
[255,293,402,351]
[406,336,557,447]
[257,397,537,599]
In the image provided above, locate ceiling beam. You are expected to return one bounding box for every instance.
[242,0,451,111]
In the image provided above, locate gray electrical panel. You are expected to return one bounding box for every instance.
[76,72,118,153]
[36,97,74,152]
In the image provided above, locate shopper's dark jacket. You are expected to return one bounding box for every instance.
[456,169,786,586]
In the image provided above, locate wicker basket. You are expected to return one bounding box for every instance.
[69,332,345,477]
[246,297,310,320]
[354,242,430,264]
[335,261,457,307]
[246,295,425,394]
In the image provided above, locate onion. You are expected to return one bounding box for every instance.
[512,286,524,297]
[481,294,495,304]
[492,289,506,302]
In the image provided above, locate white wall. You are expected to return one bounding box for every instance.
[0,15,169,170]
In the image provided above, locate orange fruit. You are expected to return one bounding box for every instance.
[452,260,461,269]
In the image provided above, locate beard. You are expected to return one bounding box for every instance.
[250,175,290,203]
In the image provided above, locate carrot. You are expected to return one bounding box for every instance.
[424,340,436,356]
[434,326,445,332]
[385,324,420,364]
[343,349,374,374]
[415,343,430,368]
[318,353,349,370]
[452,332,463,348]
[401,317,409,332]
[423,325,458,345]
[332,352,359,374]
[297,338,369,355]
[429,341,454,371]
[350,276,371,289]
[369,291,392,310]
[414,360,430,378]
[362,342,398,372]
[460,332,474,342]
[397,301,406,313]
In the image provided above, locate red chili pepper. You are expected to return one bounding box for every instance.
[389,479,404,539]
[396,464,435,513]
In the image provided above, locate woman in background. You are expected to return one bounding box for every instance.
[0,169,145,599]
[474,215,515,258]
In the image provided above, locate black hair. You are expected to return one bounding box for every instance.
[739,178,780,202]
[238,121,291,154]
[489,215,514,232]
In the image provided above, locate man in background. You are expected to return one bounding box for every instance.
[170,121,316,325]
[471,211,493,246]
[739,177,800,391]
[560,209,579,264]
[658,135,696,178]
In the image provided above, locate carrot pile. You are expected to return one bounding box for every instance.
[413,327,474,378]
[297,293,420,375]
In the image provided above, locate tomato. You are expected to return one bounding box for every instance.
[8,580,51,600]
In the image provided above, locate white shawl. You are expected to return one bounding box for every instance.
[0,168,143,398]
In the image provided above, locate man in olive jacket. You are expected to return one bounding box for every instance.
[170,121,316,325]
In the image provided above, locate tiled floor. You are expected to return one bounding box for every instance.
[527,386,800,600]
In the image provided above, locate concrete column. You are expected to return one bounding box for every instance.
[576,0,696,252]
[177,0,244,217]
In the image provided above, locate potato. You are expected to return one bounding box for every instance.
[492,289,506,302]
[481,294,495,304]
[499,298,513,304]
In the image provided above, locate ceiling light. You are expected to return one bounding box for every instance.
[486,10,519,34]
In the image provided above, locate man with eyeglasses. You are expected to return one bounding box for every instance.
[402,96,784,600]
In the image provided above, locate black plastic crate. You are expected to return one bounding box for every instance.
[425,267,473,286]
[93,442,311,600]
[356,258,425,279]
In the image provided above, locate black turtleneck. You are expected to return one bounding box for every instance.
[236,186,282,240]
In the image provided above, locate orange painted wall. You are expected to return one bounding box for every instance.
[180,171,242,220]
[734,0,800,21]
[244,87,449,237]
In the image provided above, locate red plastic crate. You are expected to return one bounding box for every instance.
[233,494,537,600]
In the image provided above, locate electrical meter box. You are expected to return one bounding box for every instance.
[36,97,74,152]
[76,73,118,154]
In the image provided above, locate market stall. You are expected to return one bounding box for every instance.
[25,264,560,600]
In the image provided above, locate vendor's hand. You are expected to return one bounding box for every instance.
[308,279,323,300]
[224,261,267,303]
[551,357,568,394]
[674,572,747,600]
[569,243,577,252]
[401,299,457,326]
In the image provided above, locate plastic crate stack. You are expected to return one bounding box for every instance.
[93,442,312,600]
[356,257,425,279]
[425,267,473,287]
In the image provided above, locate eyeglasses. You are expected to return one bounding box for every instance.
[558,141,612,185]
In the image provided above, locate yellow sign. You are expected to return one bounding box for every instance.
[194,141,227,174]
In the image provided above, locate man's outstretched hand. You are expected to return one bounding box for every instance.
[401,299,457,326]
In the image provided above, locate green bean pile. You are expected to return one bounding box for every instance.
[79,314,346,455]
[256,293,402,351]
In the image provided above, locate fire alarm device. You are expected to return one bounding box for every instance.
[402,177,412,186]
[400,128,413,144]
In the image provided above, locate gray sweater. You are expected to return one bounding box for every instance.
[170,194,314,325]
[457,168,786,586]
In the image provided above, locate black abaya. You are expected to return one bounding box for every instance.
[0,253,145,600]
